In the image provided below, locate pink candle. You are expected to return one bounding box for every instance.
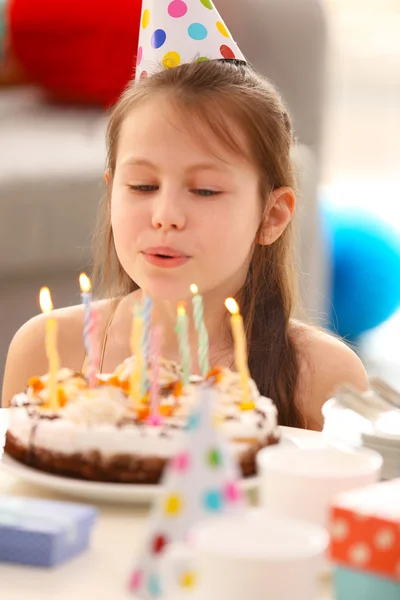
[147,325,163,426]
[88,306,100,388]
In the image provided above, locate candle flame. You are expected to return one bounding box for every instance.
[39,287,54,313]
[225,297,239,315]
[190,284,198,295]
[79,272,92,293]
[177,301,186,316]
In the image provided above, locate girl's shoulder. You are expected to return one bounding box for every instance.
[289,319,369,430]
[1,299,116,407]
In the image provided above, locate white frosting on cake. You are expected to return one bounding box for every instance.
[61,387,134,425]
[98,356,182,389]
[7,405,252,459]
[17,368,88,406]
[7,363,279,462]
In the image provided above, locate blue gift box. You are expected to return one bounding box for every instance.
[0,496,98,567]
[334,566,400,600]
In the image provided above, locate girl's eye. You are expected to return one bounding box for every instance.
[128,185,158,192]
[128,185,221,197]
[191,189,221,197]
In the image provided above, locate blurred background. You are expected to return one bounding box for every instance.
[0,0,399,396]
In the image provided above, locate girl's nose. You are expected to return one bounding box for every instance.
[151,190,187,232]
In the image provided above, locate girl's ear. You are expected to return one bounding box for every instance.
[257,187,296,245]
[104,170,110,185]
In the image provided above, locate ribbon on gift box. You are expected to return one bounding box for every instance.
[0,497,78,542]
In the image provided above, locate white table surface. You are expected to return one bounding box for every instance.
[0,410,332,600]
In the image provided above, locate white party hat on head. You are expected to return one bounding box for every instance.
[135,0,246,82]
[129,383,246,598]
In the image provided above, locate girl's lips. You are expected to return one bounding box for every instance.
[141,252,190,268]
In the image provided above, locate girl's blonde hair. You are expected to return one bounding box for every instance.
[93,59,304,427]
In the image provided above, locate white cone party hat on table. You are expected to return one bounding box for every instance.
[129,383,246,598]
[135,0,246,82]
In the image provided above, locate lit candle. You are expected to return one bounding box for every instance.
[39,287,60,410]
[88,306,100,388]
[142,295,153,395]
[224,297,254,410]
[130,301,144,403]
[176,302,191,387]
[190,284,210,377]
[79,273,92,378]
[147,325,163,426]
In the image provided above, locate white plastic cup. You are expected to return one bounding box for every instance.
[257,445,382,528]
[161,509,329,600]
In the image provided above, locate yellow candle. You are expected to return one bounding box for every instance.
[130,301,144,403]
[224,297,254,410]
[39,287,60,410]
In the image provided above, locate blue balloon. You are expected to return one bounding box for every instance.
[322,205,400,341]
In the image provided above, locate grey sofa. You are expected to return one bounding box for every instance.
[0,0,329,390]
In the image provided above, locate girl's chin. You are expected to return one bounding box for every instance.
[135,278,195,303]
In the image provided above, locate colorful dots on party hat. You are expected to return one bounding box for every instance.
[130,568,143,592]
[212,412,224,429]
[142,8,151,29]
[173,451,190,472]
[162,51,181,69]
[188,23,208,41]
[147,572,162,598]
[220,45,236,60]
[168,0,188,18]
[136,0,246,82]
[152,533,168,555]
[137,46,143,67]
[179,570,197,589]
[151,29,167,49]
[203,488,224,512]
[129,385,246,599]
[207,448,222,468]
[187,411,200,431]
[216,21,230,38]
[224,481,242,503]
[164,492,184,516]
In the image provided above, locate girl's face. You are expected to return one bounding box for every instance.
[111,97,262,302]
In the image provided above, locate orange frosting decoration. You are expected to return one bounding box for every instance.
[159,405,174,417]
[99,374,130,393]
[136,405,151,421]
[28,376,45,394]
[57,387,68,407]
[172,381,183,398]
[206,366,223,384]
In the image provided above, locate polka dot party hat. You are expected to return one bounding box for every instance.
[135,0,246,82]
[129,383,246,598]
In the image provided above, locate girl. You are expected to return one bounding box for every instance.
[2,60,368,428]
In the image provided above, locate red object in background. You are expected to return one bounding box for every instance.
[330,479,400,582]
[8,0,142,106]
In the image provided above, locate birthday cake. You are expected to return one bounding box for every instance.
[5,360,280,483]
